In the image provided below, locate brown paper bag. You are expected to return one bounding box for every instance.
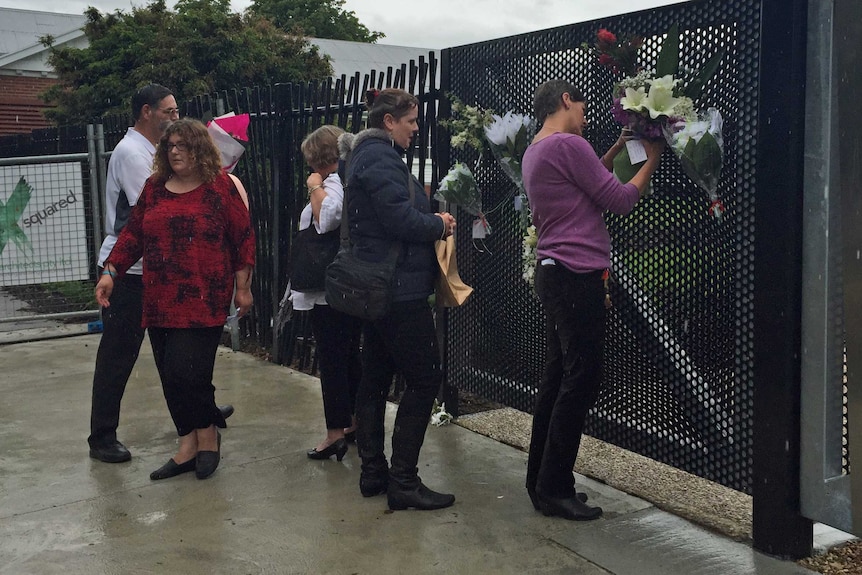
[435,235,473,307]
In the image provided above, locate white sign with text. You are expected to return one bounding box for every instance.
[0,162,89,286]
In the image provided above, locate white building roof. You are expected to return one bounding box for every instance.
[0,8,87,74]
[311,38,438,84]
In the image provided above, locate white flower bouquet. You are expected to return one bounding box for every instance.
[430,400,453,426]
[591,25,725,214]
[484,111,534,192]
[435,162,484,217]
[664,108,725,218]
[522,223,538,289]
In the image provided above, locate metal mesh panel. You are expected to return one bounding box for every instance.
[444,0,761,492]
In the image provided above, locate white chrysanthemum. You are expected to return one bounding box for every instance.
[484,111,530,146]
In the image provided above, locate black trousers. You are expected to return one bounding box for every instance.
[526,264,606,499]
[355,299,441,483]
[310,304,362,430]
[88,273,145,448]
[148,326,226,436]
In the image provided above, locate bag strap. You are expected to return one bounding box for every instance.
[339,151,414,265]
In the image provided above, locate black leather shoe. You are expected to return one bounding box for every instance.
[150,458,196,480]
[344,430,356,443]
[537,493,602,521]
[527,487,586,510]
[307,438,348,461]
[215,404,234,428]
[195,432,221,480]
[387,480,455,511]
[89,441,131,463]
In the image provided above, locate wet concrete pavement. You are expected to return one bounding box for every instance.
[0,334,817,574]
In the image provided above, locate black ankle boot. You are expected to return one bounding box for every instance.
[387,477,455,511]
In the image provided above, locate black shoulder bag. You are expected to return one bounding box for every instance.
[289,164,344,292]
[324,164,413,321]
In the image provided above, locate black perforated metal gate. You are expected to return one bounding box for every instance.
[442,0,759,493]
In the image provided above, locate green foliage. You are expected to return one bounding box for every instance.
[248,0,383,42]
[654,23,679,78]
[681,50,725,102]
[41,0,333,125]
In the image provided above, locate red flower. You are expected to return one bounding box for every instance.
[597,28,617,44]
[598,54,615,66]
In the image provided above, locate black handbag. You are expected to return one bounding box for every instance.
[324,164,414,321]
[290,224,340,292]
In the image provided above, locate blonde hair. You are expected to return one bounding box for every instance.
[153,118,223,183]
[301,125,345,169]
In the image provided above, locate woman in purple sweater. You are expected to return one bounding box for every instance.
[522,79,663,520]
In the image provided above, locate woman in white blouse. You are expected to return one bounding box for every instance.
[291,125,362,461]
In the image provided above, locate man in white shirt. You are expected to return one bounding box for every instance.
[88,84,233,463]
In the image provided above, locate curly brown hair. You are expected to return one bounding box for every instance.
[153,118,223,183]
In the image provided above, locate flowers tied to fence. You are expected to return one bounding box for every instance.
[582,28,643,77]
[587,25,725,217]
[664,108,725,218]
[483,111,534,194]
[440,94,495,155]
[522,224,538,288]
[435,162,487,227]
[440,96,539,288]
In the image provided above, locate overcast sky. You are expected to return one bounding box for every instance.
[0,0,685,48]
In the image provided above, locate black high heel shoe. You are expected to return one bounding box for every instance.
[150,457,196,480]
[343,430,357,443]
[195,432,221,480]
[307,438,348,461]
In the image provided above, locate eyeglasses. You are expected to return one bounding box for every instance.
[159,107,180,116]
[166,142,188,153]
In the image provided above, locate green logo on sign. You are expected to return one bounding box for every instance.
[0,177,33,256]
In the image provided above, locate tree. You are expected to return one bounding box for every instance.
[41,0,332,125]
[248,0,383,43]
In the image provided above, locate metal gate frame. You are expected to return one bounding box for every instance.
[800,0,862,537]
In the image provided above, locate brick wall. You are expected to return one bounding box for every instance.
[0,75,58,135]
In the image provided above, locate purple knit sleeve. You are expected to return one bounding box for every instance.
[561,136,640,215]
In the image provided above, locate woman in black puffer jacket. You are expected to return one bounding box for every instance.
[341,88,457,510]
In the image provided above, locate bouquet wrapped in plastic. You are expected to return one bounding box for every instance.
[206,112,250,173]
[483,111,534,192]
[435,162,483,217]
[664,108,725,218]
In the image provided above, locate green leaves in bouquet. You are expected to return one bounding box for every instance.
[679,132,723,191]
[613,145,655,197]
[653,23,723,104]
[510,125,530,163]
[681,50,725,103]
[613,145,645,183]
[655,23,680,78]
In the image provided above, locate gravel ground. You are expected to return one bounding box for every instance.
[454,406,860,573]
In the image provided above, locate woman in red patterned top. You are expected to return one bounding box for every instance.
[95,118,255,481]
